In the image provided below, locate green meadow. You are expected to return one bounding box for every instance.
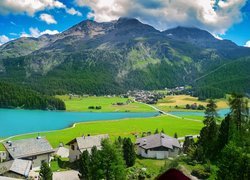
[4,115,203,148]
[56,95,155,112]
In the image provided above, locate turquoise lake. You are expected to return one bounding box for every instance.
[0,109,159,137]
[169,108,230,117]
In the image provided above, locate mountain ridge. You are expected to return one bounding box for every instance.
[0,17,249,98]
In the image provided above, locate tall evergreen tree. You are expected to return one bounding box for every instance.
[216,115,230,153]
[100,139,126,180]
[122,138,136,167]
[79,150,90,180]
[39,161,52,180]
[195,99,218,161]
[90,146,103,180]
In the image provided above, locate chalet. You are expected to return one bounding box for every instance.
[135,133,181,159]
[66,134,109,162]
[0,159,32,179]
[3,137,54,170]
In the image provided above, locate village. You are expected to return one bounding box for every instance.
[0,132,194,179]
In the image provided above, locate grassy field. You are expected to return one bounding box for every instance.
[156,95,228,112]
[56,95,155,112]
[3,114,203,148]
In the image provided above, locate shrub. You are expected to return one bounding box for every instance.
[191,166,210,179]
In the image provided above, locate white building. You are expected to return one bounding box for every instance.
[135,133,181,159]
[66,134,109,162]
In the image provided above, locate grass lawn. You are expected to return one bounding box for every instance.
[156,95,229,112]
[5,115,203,148]
[56,95,155,112]
[135,157,168,178]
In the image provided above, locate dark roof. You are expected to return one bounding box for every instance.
[157,168,190,180]
[66,134,109,152]
[3,137,54,159]
[0,159,32,177]
[136,133,181,150]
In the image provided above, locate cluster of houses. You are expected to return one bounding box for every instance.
[0,133,182,179]
[165,86,192,95]
[127,90,165,104]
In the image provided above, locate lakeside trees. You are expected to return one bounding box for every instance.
[0,81,65,110]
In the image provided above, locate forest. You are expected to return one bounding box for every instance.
[0,81,65,110]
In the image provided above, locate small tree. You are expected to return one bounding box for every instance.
[154,128,159,134]
[174,132,178,139]
[161,129,165,133]
[183,136,195,154]
[122,138,136,167]
[39,161,52,180]
[79,150,90,180]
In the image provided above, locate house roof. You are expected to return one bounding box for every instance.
[54,147,69,158]
[66,134,109,152]
[0,159,32,177]
[3,137,54,159]
[136,133,181,150]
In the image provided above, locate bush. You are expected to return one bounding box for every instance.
[96,106,102,110]
[58,157,70,169]
[191,166,210,179]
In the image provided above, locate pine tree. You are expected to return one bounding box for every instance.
[229,94,249,132]
[100,139,126,180]
[183,136,195,154]
[79,150,90,180]
[174,132,178,139]
[216,115,230,153]
[195,99,218,161]
[90,146,103,180]
[39,161,52,180]
[154,128,159,134]
[122,138,136,167]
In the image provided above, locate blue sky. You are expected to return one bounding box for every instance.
[0,0,249,47]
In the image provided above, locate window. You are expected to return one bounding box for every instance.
[145,149,148,154]
[71,145,75,150]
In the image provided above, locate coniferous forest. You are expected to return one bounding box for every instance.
[0,81,65,110]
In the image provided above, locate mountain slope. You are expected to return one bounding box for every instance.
[0,18,250,97]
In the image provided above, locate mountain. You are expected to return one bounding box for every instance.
[0,17,249,98]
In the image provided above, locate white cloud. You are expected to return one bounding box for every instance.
[75,0,247,34]
[66,7,82,16]
[0,0,81,16]
[244,41,250,47]
[21,27,60,38]
[40,30,60,35]
[0,35,10,46]
[40,13,57,24]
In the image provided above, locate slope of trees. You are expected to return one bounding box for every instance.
[194,57,250,99]
[188,94,250,179]
[0,81,65,110]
